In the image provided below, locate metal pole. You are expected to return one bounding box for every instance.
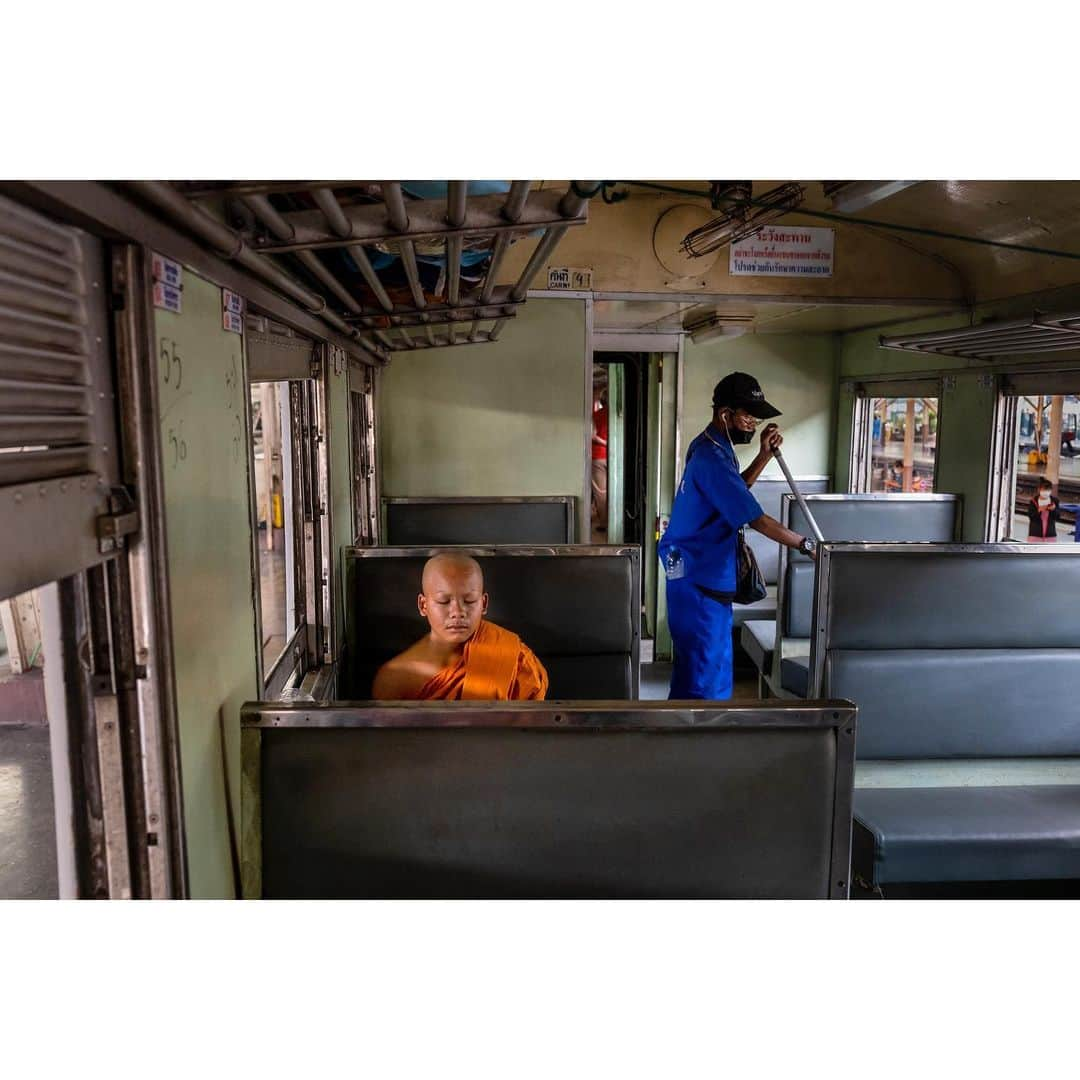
[244,195,364,315]
[772,448,825,542]
[124,181,355,337]
[312,188,396,314]
[478,182,532,305]
[510,225,569,302]
[381,182,410,232]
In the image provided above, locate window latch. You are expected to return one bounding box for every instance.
[97,487,139,554]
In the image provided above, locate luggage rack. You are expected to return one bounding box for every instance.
[174,181,591,354]
[880,310,1080,360]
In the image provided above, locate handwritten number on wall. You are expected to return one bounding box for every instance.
[160,338,182,389]
[168,421,188,469]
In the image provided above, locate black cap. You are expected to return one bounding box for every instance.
[712,371,781,419]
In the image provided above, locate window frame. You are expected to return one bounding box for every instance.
[988,370,1080,541]
[848,378,942,495]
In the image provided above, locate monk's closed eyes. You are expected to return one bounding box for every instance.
[371,552,548,701]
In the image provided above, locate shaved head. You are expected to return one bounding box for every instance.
[418,553,488,645]
[422,552,484,593]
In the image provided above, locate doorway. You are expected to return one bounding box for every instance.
[591,353,648,546]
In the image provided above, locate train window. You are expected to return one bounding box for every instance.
[989,380,1080,542]
[250,377,331,688]
[851,390,940,492]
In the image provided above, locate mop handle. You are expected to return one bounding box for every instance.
[772,447,826,543]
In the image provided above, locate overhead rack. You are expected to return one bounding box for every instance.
[880,311,1080,360]
[170,181,591,355]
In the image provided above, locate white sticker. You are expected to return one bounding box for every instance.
[730,226,834,278]
[153,281,182,313]
[223,310,244,334]
[152,253,183,289]
[222,288,244,316]
[547,266,592,290]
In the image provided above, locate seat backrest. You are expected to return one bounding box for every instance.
[342,545,640,699]
[741,476,829,585]
[384,497,575,545]
[242,699,857,899]
[779,494,961,637]
[813,545,1080,759]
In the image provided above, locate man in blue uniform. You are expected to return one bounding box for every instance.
[658,372,817,700]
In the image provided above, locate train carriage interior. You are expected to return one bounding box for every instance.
[9,11,1080,1075]
[5,23,1080,927]
[5,171,1079,908]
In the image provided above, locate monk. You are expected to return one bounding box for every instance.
[371,552,549,700]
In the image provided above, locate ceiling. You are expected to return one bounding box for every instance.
[586,181,1080,337]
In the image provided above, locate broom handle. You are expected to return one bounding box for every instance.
[772,447,826,542]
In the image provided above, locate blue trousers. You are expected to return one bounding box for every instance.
[666,577,734,700]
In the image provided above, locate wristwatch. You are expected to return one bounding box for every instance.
[798,536,817,557]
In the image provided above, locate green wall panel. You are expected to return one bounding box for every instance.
[156,269,257,899]
[681,333,838,477]
[379,299,588,538]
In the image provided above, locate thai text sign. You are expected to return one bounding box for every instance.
[730,226,834,277]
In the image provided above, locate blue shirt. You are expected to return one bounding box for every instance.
[658,425,764,593]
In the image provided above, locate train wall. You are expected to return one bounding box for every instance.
[377,299,590,540]
[680,332,839,479]
[155,268,258,899]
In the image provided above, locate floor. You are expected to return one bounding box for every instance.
[0,724,58,899]
[639,662,761,702]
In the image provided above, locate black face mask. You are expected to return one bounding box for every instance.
[720,414,755,445]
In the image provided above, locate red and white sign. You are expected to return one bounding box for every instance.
[730,226,834,278]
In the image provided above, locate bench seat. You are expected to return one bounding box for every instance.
[853,785,1080,885]
[740,620,775,676]
[731,586,777,628]
[780,655,810,697]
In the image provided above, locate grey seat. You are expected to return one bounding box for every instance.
[243,699,858,899]
[740,619,775,676]
[731,589,776,628]
[781,656,809,697]
[732,478,827,635]
[813,544,1080,887]
[384,497,574,545]
[854,786,1080,884]
[343,546,640,700]
[773,494,962,695]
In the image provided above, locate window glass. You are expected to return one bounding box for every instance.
[868,396,938,493]
[1006,393,1080,542]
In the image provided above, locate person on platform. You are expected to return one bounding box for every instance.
[1026,478,1061,543]
[658,372,817,702]
[371,552,549,700]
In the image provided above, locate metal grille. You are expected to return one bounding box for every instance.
[178,181,590,353]
[0,194,95,485]
[880,311,1080,361]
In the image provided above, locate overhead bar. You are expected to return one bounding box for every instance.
[311,187,395,314]
[254,189,587,254]
[477,181,533,305]
[372,307,518,331]
[243,195,364,315]
[381,182,410,233]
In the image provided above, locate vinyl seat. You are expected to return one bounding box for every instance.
[853,785,1080,885]
[780,655,810,697]
[740,619,775,676]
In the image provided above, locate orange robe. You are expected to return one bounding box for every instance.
[414,620,548,701]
